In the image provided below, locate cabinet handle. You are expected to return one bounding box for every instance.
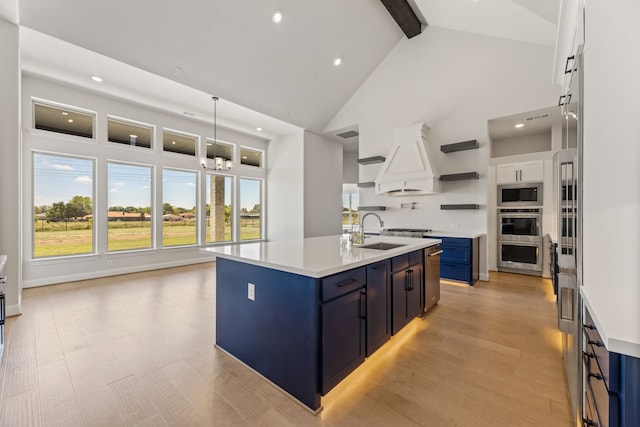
[582,418,598,427]
[515,170,518,181]
[587,339,604,347]
[359,290,367,320]
[428,250,443,257]
[371,264,386,270]
[336,278,358,288]
[564,55,575,74]
[584,324,596,330]
[589,372,603,381]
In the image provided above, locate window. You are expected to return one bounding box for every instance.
[240,178,262,240]
[162,169,197,246]
[34,102,95,139]
[342,184,360,233]
[163,130,197,156]
[107,163,153,251]
[33,153,94,257]
[108,117,153,148]
[205,139,233,163]
[240,147,263,167]
[205,174,233,243]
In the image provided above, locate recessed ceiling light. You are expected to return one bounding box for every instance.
[91,76,103,82]
[61,111,68,116]
[256,127,263,132]
[272,11,282,23]
[172,141,176,145]
[333,58,342,66]
[67,119,74,123]
[206,142,212,146]
[515,123,524,128]
[129,134,138,138]
[242,156,248,159]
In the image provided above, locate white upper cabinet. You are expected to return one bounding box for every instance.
[496,160,544,184]
[553,0,585,87]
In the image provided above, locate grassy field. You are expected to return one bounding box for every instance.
[34,220,261,257]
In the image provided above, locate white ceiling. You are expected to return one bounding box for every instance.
[6,0,561,141]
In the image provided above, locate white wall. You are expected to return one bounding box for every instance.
[21,75,268,287]
[0,19,22,315]
[342,150,358,184]
[303,131,343,238]
[582,0,640,304]
[492,132,551,158]
[266,131,305,241]
[326,26,560,279]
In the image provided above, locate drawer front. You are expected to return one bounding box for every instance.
[431,236,471,248]
[440,262,470,283]
[584,382,599,427]
[409,249,423,267]
[584,315,620,392]
[392,254,409,272]
[322,267,366,302]
[587,359,620,427]
[440,246,470,263]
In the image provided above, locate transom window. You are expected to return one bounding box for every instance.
[240,147,263,167]
[108,117,153,148]
[163,130,197,156]
[34,102,95,139]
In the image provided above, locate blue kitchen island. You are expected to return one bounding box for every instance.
[202,235,440,412]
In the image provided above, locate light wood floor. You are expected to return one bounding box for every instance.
[0,265,573,426]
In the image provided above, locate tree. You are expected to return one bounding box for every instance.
[251,203,261,213]
[67,196,92,219]
[163,203,175,215]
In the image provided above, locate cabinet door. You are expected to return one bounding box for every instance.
[496,164,519,184]
[366,261,390,355]
[519,161,544,182]
[321,289,365,394]
[391,270,408,335]
[406,263,423,320]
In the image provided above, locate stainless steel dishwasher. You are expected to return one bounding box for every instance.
[424,245,442,312]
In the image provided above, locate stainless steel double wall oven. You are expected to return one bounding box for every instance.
[497,183,544,274]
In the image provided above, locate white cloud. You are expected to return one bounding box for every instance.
[114,181,126,186]
[51,163,74,171]
[75,175,93,184]
[109,188,119,193]
[186,182,196,187]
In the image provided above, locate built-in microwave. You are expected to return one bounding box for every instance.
[497,182,543,207]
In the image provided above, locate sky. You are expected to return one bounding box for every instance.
[34,153,261,211]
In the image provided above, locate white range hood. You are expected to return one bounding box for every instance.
[375,122,440,195]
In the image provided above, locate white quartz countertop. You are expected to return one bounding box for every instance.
[582,286,640,358]
[202,235,441,278]
[424,230,484,239]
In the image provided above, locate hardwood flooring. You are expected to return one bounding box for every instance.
[0,265,573,426]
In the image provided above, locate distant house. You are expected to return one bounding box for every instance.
[162,214,181,222]
[84,212,151,221]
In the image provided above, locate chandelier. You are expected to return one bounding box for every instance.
[200,96,232,171]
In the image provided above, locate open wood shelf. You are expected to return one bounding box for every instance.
[359,206,387,211]
[440,204,479,210]
[357,156,385,165]
[357,182,375,188]
[440,140,479,153]
[439,172,479,182]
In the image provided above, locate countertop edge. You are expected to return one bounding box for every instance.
[202,237,441,278]
[582,287,640,358]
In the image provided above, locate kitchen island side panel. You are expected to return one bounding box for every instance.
[215,257,321,410]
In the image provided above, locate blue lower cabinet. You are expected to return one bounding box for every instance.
[391,251,423,335]
[321,287,366,394]
[366,260,391,356]
[583,307,640,427]
[430,236,479,286]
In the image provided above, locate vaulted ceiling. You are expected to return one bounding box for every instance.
[3,0,560,138]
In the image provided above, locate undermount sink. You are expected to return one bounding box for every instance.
[358,242,406,250]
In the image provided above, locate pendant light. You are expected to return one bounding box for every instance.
[200,96,232,171]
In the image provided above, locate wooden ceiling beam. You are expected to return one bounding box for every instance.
[379,0,423,39]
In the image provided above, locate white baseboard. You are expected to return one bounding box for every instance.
[22,257,215,288]
[479,273,490,281]
[6,303,22,316]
